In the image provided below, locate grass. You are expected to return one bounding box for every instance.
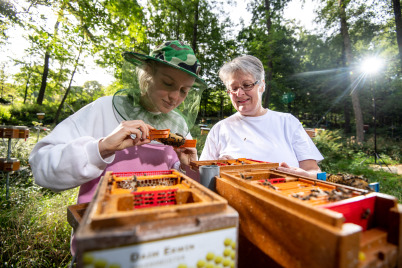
[0,131,78,267]
[0,187,78,267]
[0,127,401,267]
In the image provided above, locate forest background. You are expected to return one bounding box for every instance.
[1,0,402,141]
[1,0,402,266]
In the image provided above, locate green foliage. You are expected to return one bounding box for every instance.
[1,103,57,126]
[190,123,209,158]
[313,130,402,202]
[314,130,349,171]
[0,105,11,122]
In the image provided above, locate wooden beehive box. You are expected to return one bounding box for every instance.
[216,168,402,268]
[74,170,239,268]
[0,158,20,171]
[184,158,279,182]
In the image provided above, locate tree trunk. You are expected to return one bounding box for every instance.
[203,89,209,117]
[37,51,50,105]
[36,18,61,105]
[53,41,84,124]
[175,17,180,40]
[341,39,351,133]
[192,0,199,54]
[263,0,273,108]
[23,72,31,104]
[339,0,364,143]
[393,0,402,72]
[54,41,83,123]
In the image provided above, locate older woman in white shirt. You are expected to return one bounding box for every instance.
[200,55,323,179]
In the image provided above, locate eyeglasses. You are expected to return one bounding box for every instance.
[227,80,260,93]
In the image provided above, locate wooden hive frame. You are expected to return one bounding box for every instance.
[216,168,402,268]
[84,170,229,229]
[185,159,279,182]
[148,129,197,148]
[73,170,239,268]
[189,158,278,170]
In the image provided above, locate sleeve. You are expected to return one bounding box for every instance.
[291,122,324,162]
[199,126,220,160]
[29,107,115,192]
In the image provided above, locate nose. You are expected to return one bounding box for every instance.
[168,89,180,100]
[234,87,246,96]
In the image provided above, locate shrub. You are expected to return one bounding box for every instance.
[0,105,12,123]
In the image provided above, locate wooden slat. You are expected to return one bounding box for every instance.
[216,177,361,268]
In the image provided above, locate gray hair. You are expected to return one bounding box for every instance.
[219,55,265,86]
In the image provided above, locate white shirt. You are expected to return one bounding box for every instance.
[29,96,184,192]
[200,110,323,167]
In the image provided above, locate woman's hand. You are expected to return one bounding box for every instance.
[174,147,198,169]
[219,155,234,160]
[276,161,320,179]
[99,120,154,158]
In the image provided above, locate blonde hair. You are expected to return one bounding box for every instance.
[137,61,157,95]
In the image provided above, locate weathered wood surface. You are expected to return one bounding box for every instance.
[73,170,239,267]
[67,202,89,232]
[85,170,229,229]
[215,169,401,268]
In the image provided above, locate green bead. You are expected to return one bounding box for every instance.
[214,255,223,264]
[197,259,206,268]
[230,251,236,260]
[222,258,231,267]
[231,241,236,250]
[205,262,214,268]
[223,238,232,247]
[223,248,231,257]
[206,252,215,261]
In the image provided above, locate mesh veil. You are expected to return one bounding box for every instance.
[112,61,205,137]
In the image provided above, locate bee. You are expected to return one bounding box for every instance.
[327,174,345,184]
[133,175,138,192]
[119,177,137,190]
[292,193,301,199]
[327,173,372,191]
[361,208,371,220]
[158,133,186,147]
[239,173,253,180]
[262,179,277,190]
[327,189,342,202]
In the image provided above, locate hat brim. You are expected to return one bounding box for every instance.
[123,51,207,89]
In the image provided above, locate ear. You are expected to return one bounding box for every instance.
[259,80,265,93]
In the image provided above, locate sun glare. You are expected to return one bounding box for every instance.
[360,57,383,74]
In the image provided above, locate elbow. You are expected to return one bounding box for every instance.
[34,176,64,193]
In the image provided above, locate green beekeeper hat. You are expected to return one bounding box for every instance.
[122,40,207,89]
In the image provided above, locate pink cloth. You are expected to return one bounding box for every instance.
[71,144,179,255]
